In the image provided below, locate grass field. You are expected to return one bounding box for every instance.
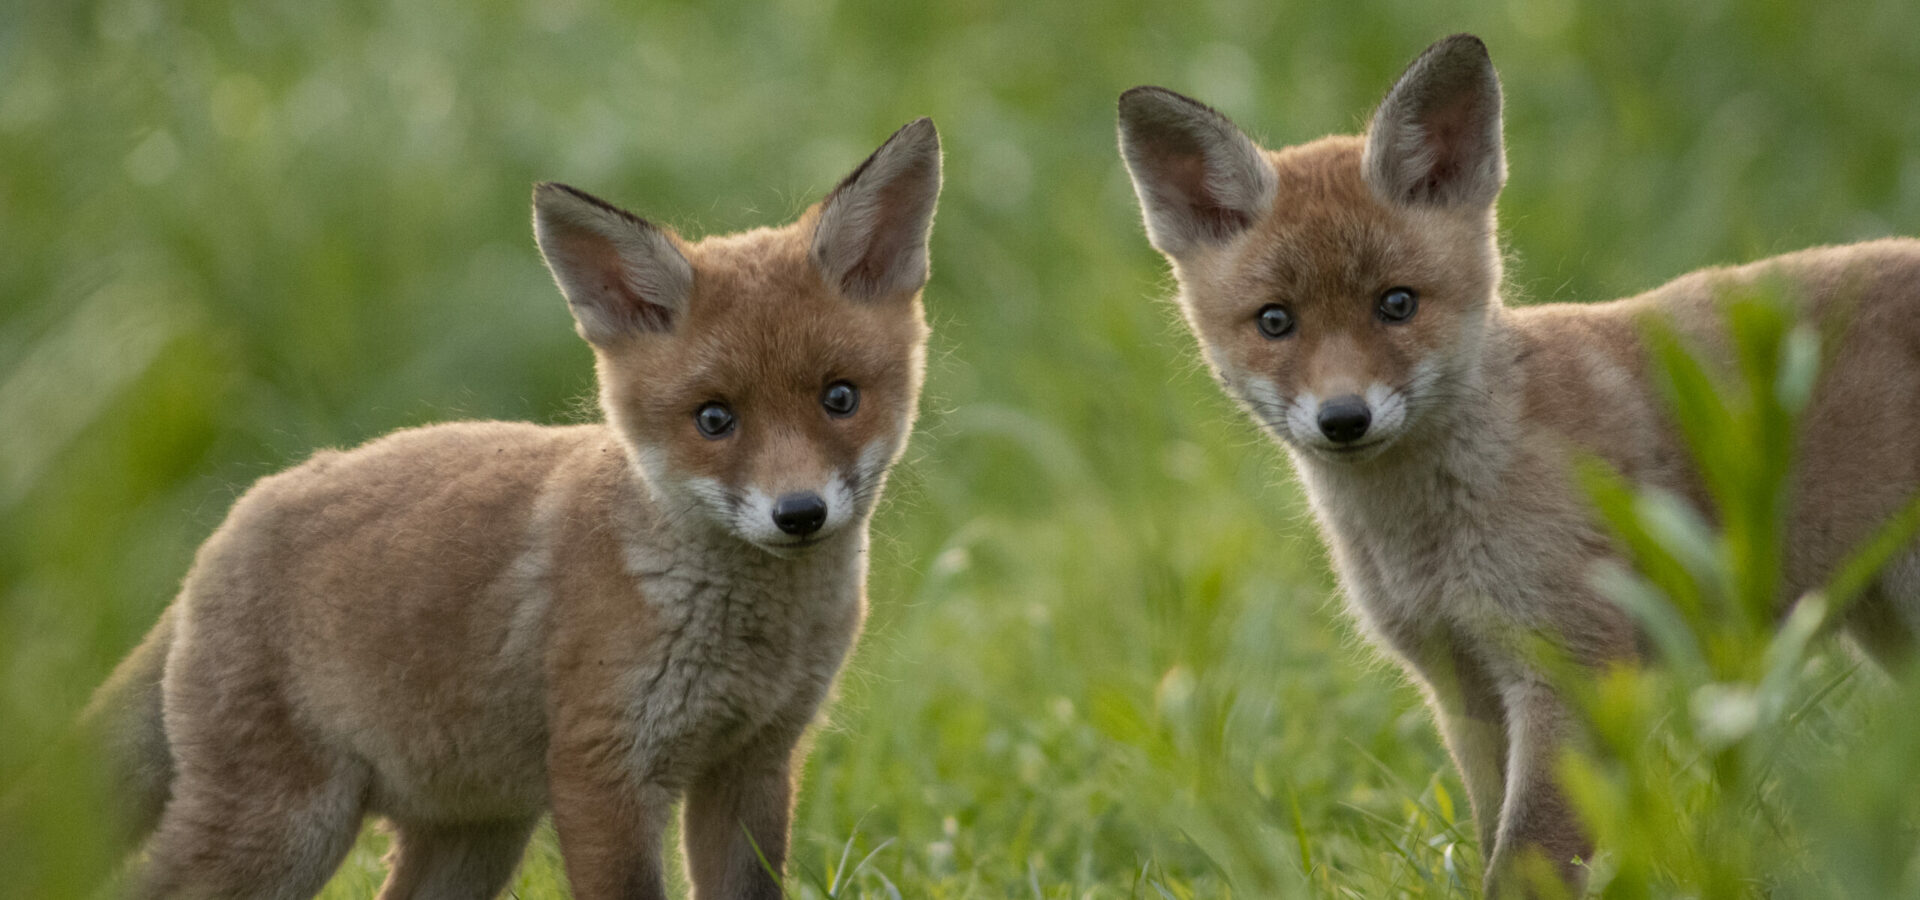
[6,0,1920,896]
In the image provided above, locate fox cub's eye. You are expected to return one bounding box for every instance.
[1256,304,1295,339]
[694,402,736,438]
[821,381,859,418]
[1378,287,1418,323]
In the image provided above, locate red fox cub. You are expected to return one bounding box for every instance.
[1119,34,1920,898]
[86,119,940,900]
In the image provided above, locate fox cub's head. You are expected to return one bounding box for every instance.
[533,119,938,554]
[1120,35,1505,464]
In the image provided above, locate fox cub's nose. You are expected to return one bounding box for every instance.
[771,492,828,536]
[1317,396,1372,443]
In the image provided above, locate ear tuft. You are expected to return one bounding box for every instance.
[532,182,693,344]
[811,118,943,302]
[1116,86,1276,260]
[1362,34,1506,209]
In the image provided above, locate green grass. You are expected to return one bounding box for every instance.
[5,0,1920,896]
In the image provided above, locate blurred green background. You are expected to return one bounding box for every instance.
[4,0,1919,896]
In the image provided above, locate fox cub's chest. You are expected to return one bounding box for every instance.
[624,552,862,785]
[1303,457,1596,642]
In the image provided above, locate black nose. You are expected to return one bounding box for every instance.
[771,492,828,536]
[1317,396,1372,443]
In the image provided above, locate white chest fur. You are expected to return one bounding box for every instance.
[618,527,866,787]
[1293,428,1605,662]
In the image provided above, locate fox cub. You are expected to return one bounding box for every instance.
[1120,34,1920,898]
[86,119,941,900]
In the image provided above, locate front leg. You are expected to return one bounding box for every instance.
[1413,635,1510,856]
[682,731,800,900]
[549,732,675,900]
[1485,678,1591,900]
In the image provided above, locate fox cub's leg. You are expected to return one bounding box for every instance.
[682,734,801,900]
[136,763,365,900]
[1413,638,1510,855]
[548,739,674,900]
[133,687,367,899]
[1843,549,1920,664]
[1485,680,1590,900]
[374,817,539,900]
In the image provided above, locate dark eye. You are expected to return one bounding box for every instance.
[694,402,736,438]
[821,381,859,417]
[1378,287,1418,323]
[1256,304,1295,339]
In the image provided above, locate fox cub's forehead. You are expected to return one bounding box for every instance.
[634,230,924,388]
[1236,216,1397,299]
[1205,139,1435,306]
[682,298,919,382]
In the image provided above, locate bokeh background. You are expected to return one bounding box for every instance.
[5,0,1920,896]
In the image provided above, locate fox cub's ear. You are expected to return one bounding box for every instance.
[532,182,694,344]
[1116,87,1275,260]
[812,118,943,303]
[1364,34,1506,210]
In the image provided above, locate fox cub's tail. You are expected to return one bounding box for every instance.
[76,607,177,847]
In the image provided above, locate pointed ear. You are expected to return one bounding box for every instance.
[811,118,943,302]
[1117,86,1276,260]
[532,182,693,344]
[1363,34,1506,209]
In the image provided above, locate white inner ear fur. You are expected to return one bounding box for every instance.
[811,118,943,303]
[532,183,693,344]
[1117,88,1276,261]
[1361,36,1507,210]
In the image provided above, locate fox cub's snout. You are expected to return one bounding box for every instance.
[1116,40,1507,462]
[533,119,938,553]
